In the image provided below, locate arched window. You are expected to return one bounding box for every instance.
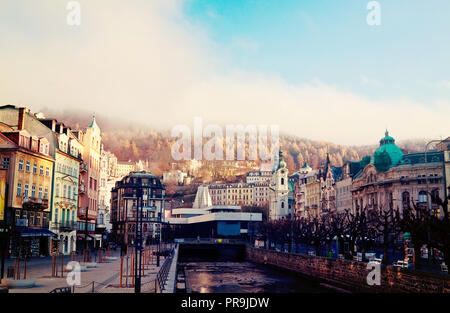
[281,202,284,209]
[431,189,439,203]
[281,178,285,185]
[402,191,410,209]
[418,191,428,203]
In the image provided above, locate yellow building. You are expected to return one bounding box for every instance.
[0,106,56,257]
[305,171,320,218]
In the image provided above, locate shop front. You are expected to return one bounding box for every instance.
[11,227,56,258]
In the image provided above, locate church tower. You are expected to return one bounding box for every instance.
[269,150,291,220]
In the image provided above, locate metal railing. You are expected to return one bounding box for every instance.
[155,247,175,292]
[50,287,72,293]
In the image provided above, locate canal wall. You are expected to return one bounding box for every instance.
[246,246,450,293]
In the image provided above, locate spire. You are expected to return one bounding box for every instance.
[385,129,389,137]
[89,114,99,129]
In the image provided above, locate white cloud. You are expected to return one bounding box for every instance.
[360,75,380,87]
[437,80,450,88]
[0,0,449,146]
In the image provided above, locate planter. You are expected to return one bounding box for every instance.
[85,262,98,268]
[1,279,36,289]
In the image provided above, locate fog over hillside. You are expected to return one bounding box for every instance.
[41,109,431,175]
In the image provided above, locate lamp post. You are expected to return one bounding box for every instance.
[134,187,145,294]
[423,139,450,265]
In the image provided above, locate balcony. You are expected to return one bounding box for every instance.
[50,221,77,232]
[22,196,49,210]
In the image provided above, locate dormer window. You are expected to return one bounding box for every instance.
[39,138,49,156]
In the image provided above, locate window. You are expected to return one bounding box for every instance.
[39,165,44,175]
[38,187,43,199]
[46,167,49,177]
[63,185,67,198]
[418,191,428,203]
[55,209,59,223]
[2,157,10,169]
[24,184,29,197]
[55,184,60,197]
[68,186,71,200]
[31,185,36,198]
[33,163,37,174]
[44,188,48,200]
[26,161,30,172]
[402,192,410,210]
[19,159,24,170]
[17,183,22,196]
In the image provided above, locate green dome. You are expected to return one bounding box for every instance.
[371,130,404,171]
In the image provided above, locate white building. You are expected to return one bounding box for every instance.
[269,150,291,220]
[167,186,262,238]
[246,170,272,183]
[163,169,188,185]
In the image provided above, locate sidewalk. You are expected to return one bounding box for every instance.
[4,246,175,293]
[6,250,123,293]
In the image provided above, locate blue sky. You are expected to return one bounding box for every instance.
[183,0,450,104]
[1,0,449,144]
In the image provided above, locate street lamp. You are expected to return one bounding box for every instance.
[134,187,144,294]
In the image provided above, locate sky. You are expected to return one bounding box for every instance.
[0,0,449,145]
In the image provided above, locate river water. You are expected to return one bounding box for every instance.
[183,261,333,293]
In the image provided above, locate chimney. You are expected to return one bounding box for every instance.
[18,107,26,130]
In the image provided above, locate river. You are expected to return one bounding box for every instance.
[183,261,333,293]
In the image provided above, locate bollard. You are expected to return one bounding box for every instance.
[51,255,54,277]
[61,253,64,277]
[131,254,134,287]
[92,281,95,293]
[125,255,128,287]
[120,256,123,287]
[17,259,20,280]
[23,259,27,280]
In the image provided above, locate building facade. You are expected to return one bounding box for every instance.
[352,132,445,217]
[0,106,56,257]
[269,150,291,220]
[111,171,165,246]
[73,117,102,249]
[40,120,82,255]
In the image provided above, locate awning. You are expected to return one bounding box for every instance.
[77,234,95,241]
[15,227,57,237]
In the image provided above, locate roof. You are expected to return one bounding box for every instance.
[399,151,444,165]
[370,130,404,171]
[331,167,342,181]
